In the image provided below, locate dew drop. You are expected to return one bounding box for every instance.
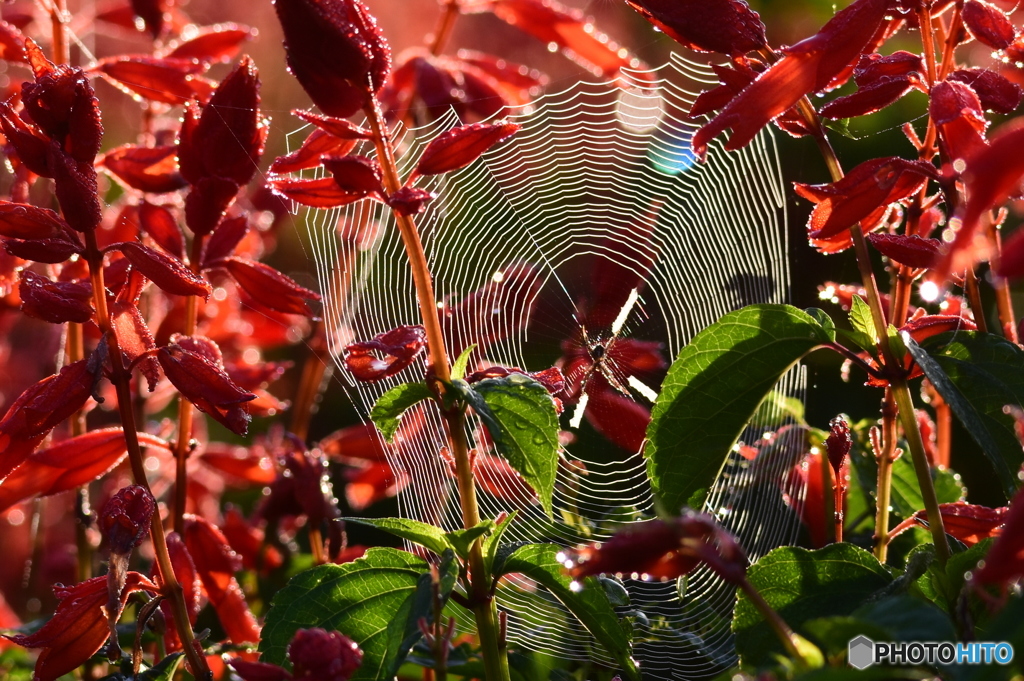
[919,280,940,302]
[569,580,583,593]
[547,41,559,53]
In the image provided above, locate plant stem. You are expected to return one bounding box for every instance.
[873,396,898,561]
[49,0,68,65]
[892,378,950,564]
[963,267,988,333]
[364,97,510,681]
[738,577,811,667]
[66,322,94,581]
[172,235,205,535]
[290,322,328,442]
[83,230,211,680]
[990,225,1019,343]
[429,0,462,56]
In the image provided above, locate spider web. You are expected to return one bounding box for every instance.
[294,53,808,680]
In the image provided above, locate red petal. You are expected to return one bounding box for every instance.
[269,128,357,175]
[3,236,82,264]
[292,109,374,139]
[199,445,276,485]
[584,387,650,453]
[0,429,168,513]
[221,507,283,571]
[477,0,645,80]
[0,202,69,240]
[0,360,96,482]
[587,213,658,329]
[343,325,428,382]
[228,660,292,681]
[202,215,249,266]
[819,75,914,119]
[693,0,889,156]
[947,68,1022,114]
[415,121,521,176]
[18,270,93,324]
[220,256,321,317]
[186,56,265,186]
[319,423,389,463]
[473,452,538,507]
[116,241,210,297]
[902,314,977,345]
[101,145,188,194]
[456,50,547,102]
[322,154,384,195]
[182,515,261,645]
[623,0,767,56]
[889,502,1006,545]
[0,102,51,177]
[162,24,255,63]
[94,56,215,105]
[930,79,989,162]
[0,20,28,63]
[941,118,1024,279]
[345,461,405,509]
[136,201,185,258]
[962,0,1016,50]
[157,343,255,435]
[184,176,239,237]
[866,233,942,269]
[268,175,369,208]
[6,573,158,681]
[999,227,1024,279]
[443,261,542,358]
[49,147,102,233]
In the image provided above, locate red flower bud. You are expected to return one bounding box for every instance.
[962,0,1016,50]
[288,628,363,681]
[273,0,391,118]
[564,512,748,585]
[20,54,103,163]
[386,186,435,216]
[99,485,155,554]
[343,325,428,382]
[323,155,384,196]
[624,0,767,56]
[825,416,852,476]
[157,342,256,435]
[18,270,93,324]
[101,145,188,194]
[867,233,942,269]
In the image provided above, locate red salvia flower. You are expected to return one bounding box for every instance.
[693,0,890,157]
[947,69,1022,114]
[0,359,97,482]
[5,573,159,681]
[930,79,989,164]
[273,0,391,118]
[564,512,748,585]
[889,502,1006,546]
[156,341,256,435]
[624,0,767,57]
[962,0,1017,50]
[18,270,93,324]
[101,145,188,194]
[387,187,436,216]
[343,325,428,382]
[867,233,942,269]
[795,156,934,253]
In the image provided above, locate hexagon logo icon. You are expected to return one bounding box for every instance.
[848,635,875,670]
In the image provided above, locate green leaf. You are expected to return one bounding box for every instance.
[888,455,964,520]
[751,389,807,427]
[342,517,451,556]
[482,511,517,576]
[498,544,639,681]
[464,374,560,517]
[849,295,875,341]
[370,382,433,443]
[803,308,835,340]
[260,547,458,680]
[734,543,893,667]
[137,653,184,681]
[451,344,477,381]
[446,520,494,559]
[646,304,834,511]
[909,332,1024,500]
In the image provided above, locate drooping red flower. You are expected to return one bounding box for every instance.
[962,0,1017,50]
[890,502,1006,546]
[867,233,942,269]
[343,325,428,382]
[795,156,934,253]
[564,512,748,585]
[273,0,391,118]
[156,341,256,435]
[693,0,891,157]
[0,359,97,483]
[5,573,159,681]
[819,51,925,120]
[930,79,989,165]
[624,0,767,56]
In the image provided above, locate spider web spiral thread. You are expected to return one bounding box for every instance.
[294,52,808,680]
